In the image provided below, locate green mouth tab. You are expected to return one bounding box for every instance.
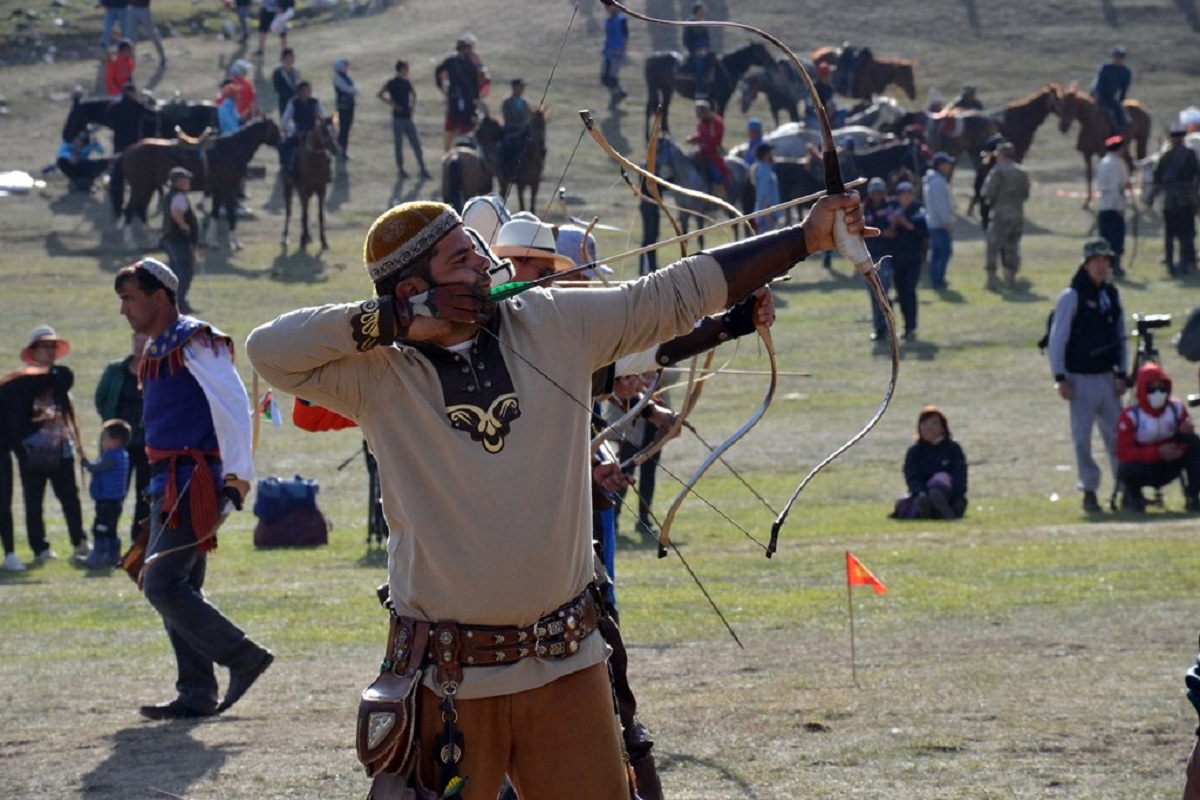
[487,281,534,301]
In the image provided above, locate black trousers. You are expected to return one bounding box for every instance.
[15,450,86,554]
[1119,442,1200,498]
[128,443,151,540]
[337,104,355,154]
[0,448,13,555]
[1164,206,1197,271]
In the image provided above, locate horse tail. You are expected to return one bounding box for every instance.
[109,154,125,217]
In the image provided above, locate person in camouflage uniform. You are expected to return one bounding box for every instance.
[1149,123,1200,275]
[981,141,1030,291]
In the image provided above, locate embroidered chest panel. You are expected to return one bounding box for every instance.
[425,333,521,454]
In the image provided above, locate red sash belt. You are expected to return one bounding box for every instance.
[146,447,221,553]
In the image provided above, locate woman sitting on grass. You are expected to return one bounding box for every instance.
[894,405,968,520]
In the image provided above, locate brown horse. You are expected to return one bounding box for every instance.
[1055,84,1151,207]
[441,118,502,213]
[110,119,281,249]
[926,110,1000,172]
[497,107,547,212]
[811,47,917,101]
[282,121,335,251]
[995,84,1061,162]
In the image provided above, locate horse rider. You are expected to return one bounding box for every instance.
[682,2,716,99]
[949,85,983,111]
[279,80,329,179]
[436,34,490,151]
[104,40,136,99]
[1091,45,1131,137]
[807,62,836,128]
[498,78,531,183]
[106,81,153,154]
[687,99,729,198]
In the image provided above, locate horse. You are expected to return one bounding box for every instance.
[654,133,735,246]
[282,120,336,251]
[1055,84,1151,207]
[643,42,775,136]
[109,119,281,250]
[496,107,547,212]
[924,110,1000,172]
[62,90,218,142]
[738,59,807,127]
[441,116,502,212]
[994,84,1061,162]
[811,46,917,101]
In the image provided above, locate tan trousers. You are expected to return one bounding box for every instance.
[413,662,630,799]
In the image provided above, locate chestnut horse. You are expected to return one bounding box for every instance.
[995,84,1061,162]
[282,120,336,251]
[1055,84,1150,207]
[811,47,917,101]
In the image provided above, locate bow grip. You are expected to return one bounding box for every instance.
[834,209,874,277]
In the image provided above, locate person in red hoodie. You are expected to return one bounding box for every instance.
[1115,362,1200,512]
[103,40,136,99]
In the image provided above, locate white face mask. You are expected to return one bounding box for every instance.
[1147,389,1169,410]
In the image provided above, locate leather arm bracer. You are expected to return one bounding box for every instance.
[707,223,810,307]
[654,293,758,367]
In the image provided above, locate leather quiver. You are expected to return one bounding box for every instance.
[122,518,150,589]
[356,666,423,779]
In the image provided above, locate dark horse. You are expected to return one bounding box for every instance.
[811,46,917,101]
[738,59,808,126]
[1056,84,1151,208]
[496,108,548,212]
[282,121,336,251]
[110,119,281,249]
[643,42,775,136]
[63,91,219,143]
[441,116,502,213]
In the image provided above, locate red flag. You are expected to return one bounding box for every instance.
[846,552,887,595]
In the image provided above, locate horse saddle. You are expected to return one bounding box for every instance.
[173,126,218,152]
[929,110,965,138]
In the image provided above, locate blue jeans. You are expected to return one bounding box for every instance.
[143,492,266,711]
[163,240,195,308]
[927,228,952,288]
[101,7,132,49]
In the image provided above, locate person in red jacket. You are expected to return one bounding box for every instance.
[1115,362,1200,512]
[104,40,136,98]
[687,99,729,196]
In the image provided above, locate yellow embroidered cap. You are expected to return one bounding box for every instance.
[363,202,462,283]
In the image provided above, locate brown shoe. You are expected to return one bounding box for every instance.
[985,273,1000,291]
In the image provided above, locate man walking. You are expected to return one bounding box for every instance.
[981,141,1029,291]
[128,0,166,65]
[1047,238,1127,513]
[601,5,628,111]
[114,258,272,719]
[378,59,431,180]
[1149,123,1200,276]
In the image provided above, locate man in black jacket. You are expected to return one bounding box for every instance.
[105,82,152,154]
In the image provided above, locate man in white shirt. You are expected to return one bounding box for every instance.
[1096,134,1130,278]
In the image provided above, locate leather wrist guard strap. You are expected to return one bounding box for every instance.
[708,223,809,307]
[654,294,758,367]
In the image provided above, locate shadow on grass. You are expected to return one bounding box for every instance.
[82,722,231,798]
[1175,0,1200,31]
[267,249,329,283]
[1102,0,1120,26]
[356,547,388,568]
[327,162,351,212]
[961,0,981,34]
[656,752,763,799]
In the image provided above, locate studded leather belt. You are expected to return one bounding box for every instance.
[386,585,602,685]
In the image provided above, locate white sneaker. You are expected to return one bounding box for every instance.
[2,552,25,571]
[74,542,91,560]
[34,549,58,562]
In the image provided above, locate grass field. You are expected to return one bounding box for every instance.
[2,0,1200,797]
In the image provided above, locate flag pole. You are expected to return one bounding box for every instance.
[846,550,859,688]
[252,371,261,456]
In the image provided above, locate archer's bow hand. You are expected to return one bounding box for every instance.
[802,192,879,255]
